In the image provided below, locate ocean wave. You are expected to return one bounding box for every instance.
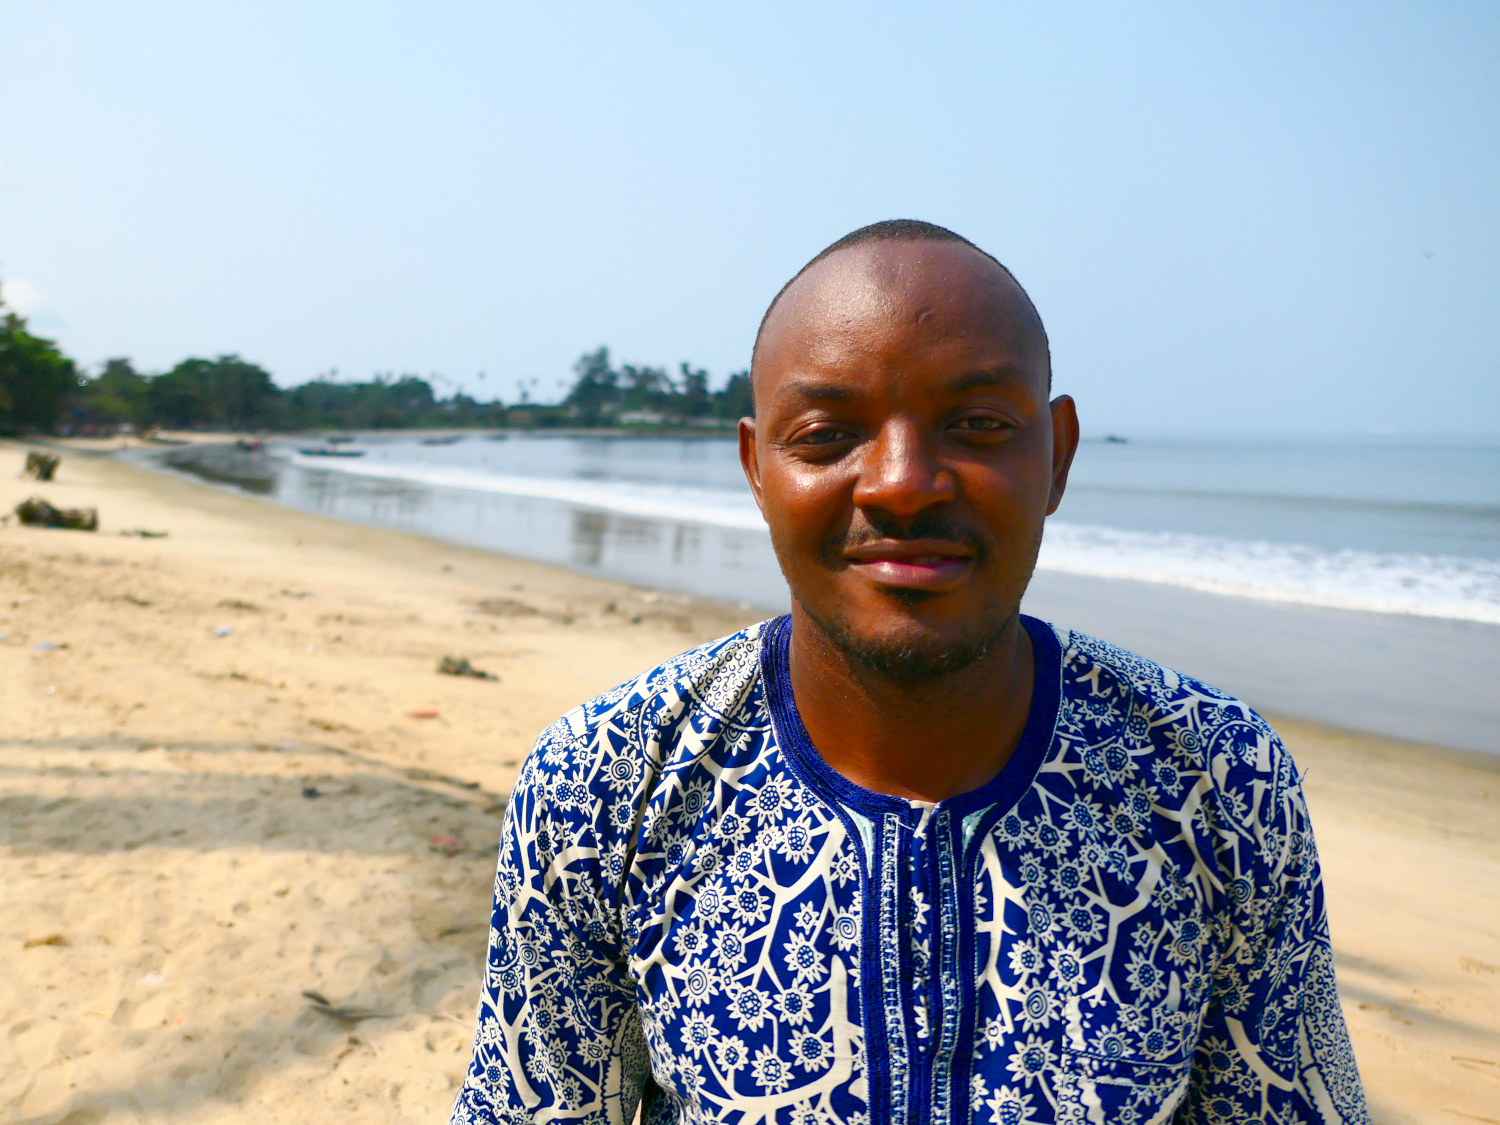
[1064,483,1500,520]
[290,455,770,531]
[290,455,1500,625]
[1037,522,1500,625]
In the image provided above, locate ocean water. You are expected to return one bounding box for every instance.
[158,432,1500,624]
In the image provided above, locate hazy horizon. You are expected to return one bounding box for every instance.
[2,1,1496,433]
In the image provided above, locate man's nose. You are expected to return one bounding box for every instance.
[852,419,957,519]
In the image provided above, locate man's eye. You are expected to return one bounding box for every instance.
[798,427,855,445]
[953,417,1007,432]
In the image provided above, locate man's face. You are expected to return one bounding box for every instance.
[741,239,1078,680]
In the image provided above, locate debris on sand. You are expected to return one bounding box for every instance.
[301,990,395,1022]
[437,655,498,681]
[476,597,538,617]
[24,933,67,948]
[476,596,572,623]
[408,709,440,720]
[15,496,98,531]
[401,766,480,790]
[21,451,60,481]
[118,528,168,538]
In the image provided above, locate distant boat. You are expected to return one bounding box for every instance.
[420,435,463,445]
[325,434,356,444]
[299,446,366,458]
[1104,434,1129,444]
[235,439,264,452]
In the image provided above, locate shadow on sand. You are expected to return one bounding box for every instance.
[2,737,507,1124]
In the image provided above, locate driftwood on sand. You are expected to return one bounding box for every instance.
[21,451,61,481]
[15,496,99,531]
[437,655,498,681]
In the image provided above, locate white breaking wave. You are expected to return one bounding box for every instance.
[1038,522,1500,625]
[291,455,770,531]
[292,455,1500,625]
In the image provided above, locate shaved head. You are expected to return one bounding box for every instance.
[750,220,1050,411]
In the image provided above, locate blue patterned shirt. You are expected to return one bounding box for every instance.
[452,616,1368,1125]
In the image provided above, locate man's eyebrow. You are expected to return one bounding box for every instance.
[945,366,1028,393]
[771,378,858,404]
[771,366,1031,404]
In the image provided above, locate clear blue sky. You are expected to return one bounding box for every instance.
[2,1,1495,431]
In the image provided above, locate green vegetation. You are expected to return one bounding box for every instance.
[57,358,510,433]
[0,286,749,434]
[0,307,79,433]
[557,347,750,428]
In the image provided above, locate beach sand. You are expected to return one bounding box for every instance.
[1,440,1496,1125]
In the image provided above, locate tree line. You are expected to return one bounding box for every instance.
[0,292,751,434]
[0,305,77,434]
[69,356,511,432]
[557,347,751,427]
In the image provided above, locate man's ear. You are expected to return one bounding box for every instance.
[1046,395,1079,516]
[739,417,766,514]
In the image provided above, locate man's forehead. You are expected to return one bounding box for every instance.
[774,238,1010,316]
[756,241,1044,372]
[770,363,1037,411]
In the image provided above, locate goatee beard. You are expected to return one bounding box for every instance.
[794,594,1018,687]
[782,509,1043,686]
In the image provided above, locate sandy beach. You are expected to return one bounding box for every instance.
[2,439,1497,1125]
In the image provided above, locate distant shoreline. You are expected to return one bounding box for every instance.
[36,424,745,444]
[28,424,1167,445]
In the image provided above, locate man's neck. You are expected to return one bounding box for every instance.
[785,607,1036,803]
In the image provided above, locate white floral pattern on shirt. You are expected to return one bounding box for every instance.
[451,616,1368,1125]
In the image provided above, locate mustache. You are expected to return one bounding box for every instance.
[821,507,991,563]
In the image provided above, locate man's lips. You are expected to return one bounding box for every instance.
[843,540,976,590]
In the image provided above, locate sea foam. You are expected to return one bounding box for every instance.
[291,455,770,530]
[1037,522,1500,625]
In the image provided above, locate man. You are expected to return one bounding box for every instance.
[452,221,1369,1125]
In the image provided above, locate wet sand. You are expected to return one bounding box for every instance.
[1022,571,1500,755]
[1,439,1497,1125]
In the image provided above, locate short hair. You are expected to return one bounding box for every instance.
[749,219,1048,408]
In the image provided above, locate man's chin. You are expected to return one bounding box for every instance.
[796,593,1015,686]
